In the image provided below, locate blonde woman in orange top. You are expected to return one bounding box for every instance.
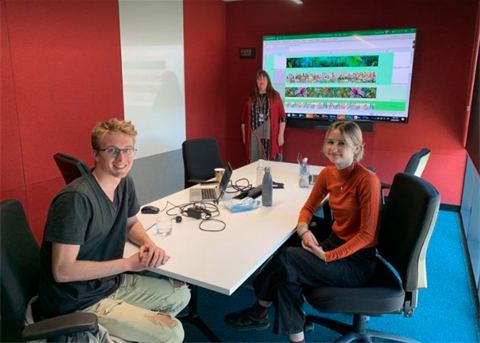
[225,121,381,343]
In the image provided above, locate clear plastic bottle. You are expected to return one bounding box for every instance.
[262,166,273,206]
[256,163,264,186]
[299,158,310,188]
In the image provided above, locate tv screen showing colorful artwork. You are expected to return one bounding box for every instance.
[262,29,416,126]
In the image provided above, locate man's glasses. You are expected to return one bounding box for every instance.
[97,147,137,158]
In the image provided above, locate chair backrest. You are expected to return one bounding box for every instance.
[54,153,91,185]
[0,199,41,342]
[182,138,223,188]
[404,148,431,177]
[378,173,440,294]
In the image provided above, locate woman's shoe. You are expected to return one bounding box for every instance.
[224,309,270,331]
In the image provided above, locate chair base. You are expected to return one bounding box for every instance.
[305,314,419,343]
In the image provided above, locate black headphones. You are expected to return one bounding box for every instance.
[174,215,182,223]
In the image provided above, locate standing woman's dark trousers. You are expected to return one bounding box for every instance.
[252,218,377,335]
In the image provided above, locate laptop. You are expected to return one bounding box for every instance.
[189,163,233,202]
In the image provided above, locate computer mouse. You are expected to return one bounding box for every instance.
[141,205,160,214]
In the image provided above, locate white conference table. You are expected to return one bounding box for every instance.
[124,160,324,341]
[125,160,323,295]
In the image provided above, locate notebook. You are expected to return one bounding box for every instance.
[189,163,233,202]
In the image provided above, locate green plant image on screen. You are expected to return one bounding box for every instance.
[263,29,416,124]
[285,87,377,99]
[287,55,379,68]
[287,72,376,84]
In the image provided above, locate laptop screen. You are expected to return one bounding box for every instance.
[219,163,233,193]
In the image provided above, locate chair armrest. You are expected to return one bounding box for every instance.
[381,182,391,190]
[22,312,98,341]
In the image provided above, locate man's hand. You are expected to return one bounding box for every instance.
[139,243,170,268]
[126,216,170,268]
[127,252,148,272]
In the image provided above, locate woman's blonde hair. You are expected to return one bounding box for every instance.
[91,118,137,150]
[323,121,365,161]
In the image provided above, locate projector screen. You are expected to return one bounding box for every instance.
[262,29,417,128]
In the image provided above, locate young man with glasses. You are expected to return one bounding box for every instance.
[37,118,190,343]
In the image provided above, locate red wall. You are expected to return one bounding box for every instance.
[225,0,478,206]
[1,0,124,242]
[183,0,228,163]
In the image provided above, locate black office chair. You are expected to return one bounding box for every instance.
[0,199,98,342]
[182,138,223,188]
[380,148,431,203]
[54,152,91,185]
[304,172,440,343]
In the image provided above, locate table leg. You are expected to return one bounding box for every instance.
[178,284,222,343]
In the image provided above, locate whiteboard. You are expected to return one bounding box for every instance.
[119,0,186,159]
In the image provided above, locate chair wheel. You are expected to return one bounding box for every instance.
[305,321,315,333]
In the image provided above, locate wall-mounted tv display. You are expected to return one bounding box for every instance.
[262,29,416,129]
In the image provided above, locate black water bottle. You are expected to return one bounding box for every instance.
[262,166,273,207]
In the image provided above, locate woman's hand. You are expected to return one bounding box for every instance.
[301,232,326,261]
[301,230,318,247]
[278,134,284,147]
[139,243,170,268]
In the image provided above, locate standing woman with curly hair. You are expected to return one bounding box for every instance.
[241,70,286,163]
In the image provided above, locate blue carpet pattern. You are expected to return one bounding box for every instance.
[183,211,479,342]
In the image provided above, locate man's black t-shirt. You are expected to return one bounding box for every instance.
[37,173,140,318]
